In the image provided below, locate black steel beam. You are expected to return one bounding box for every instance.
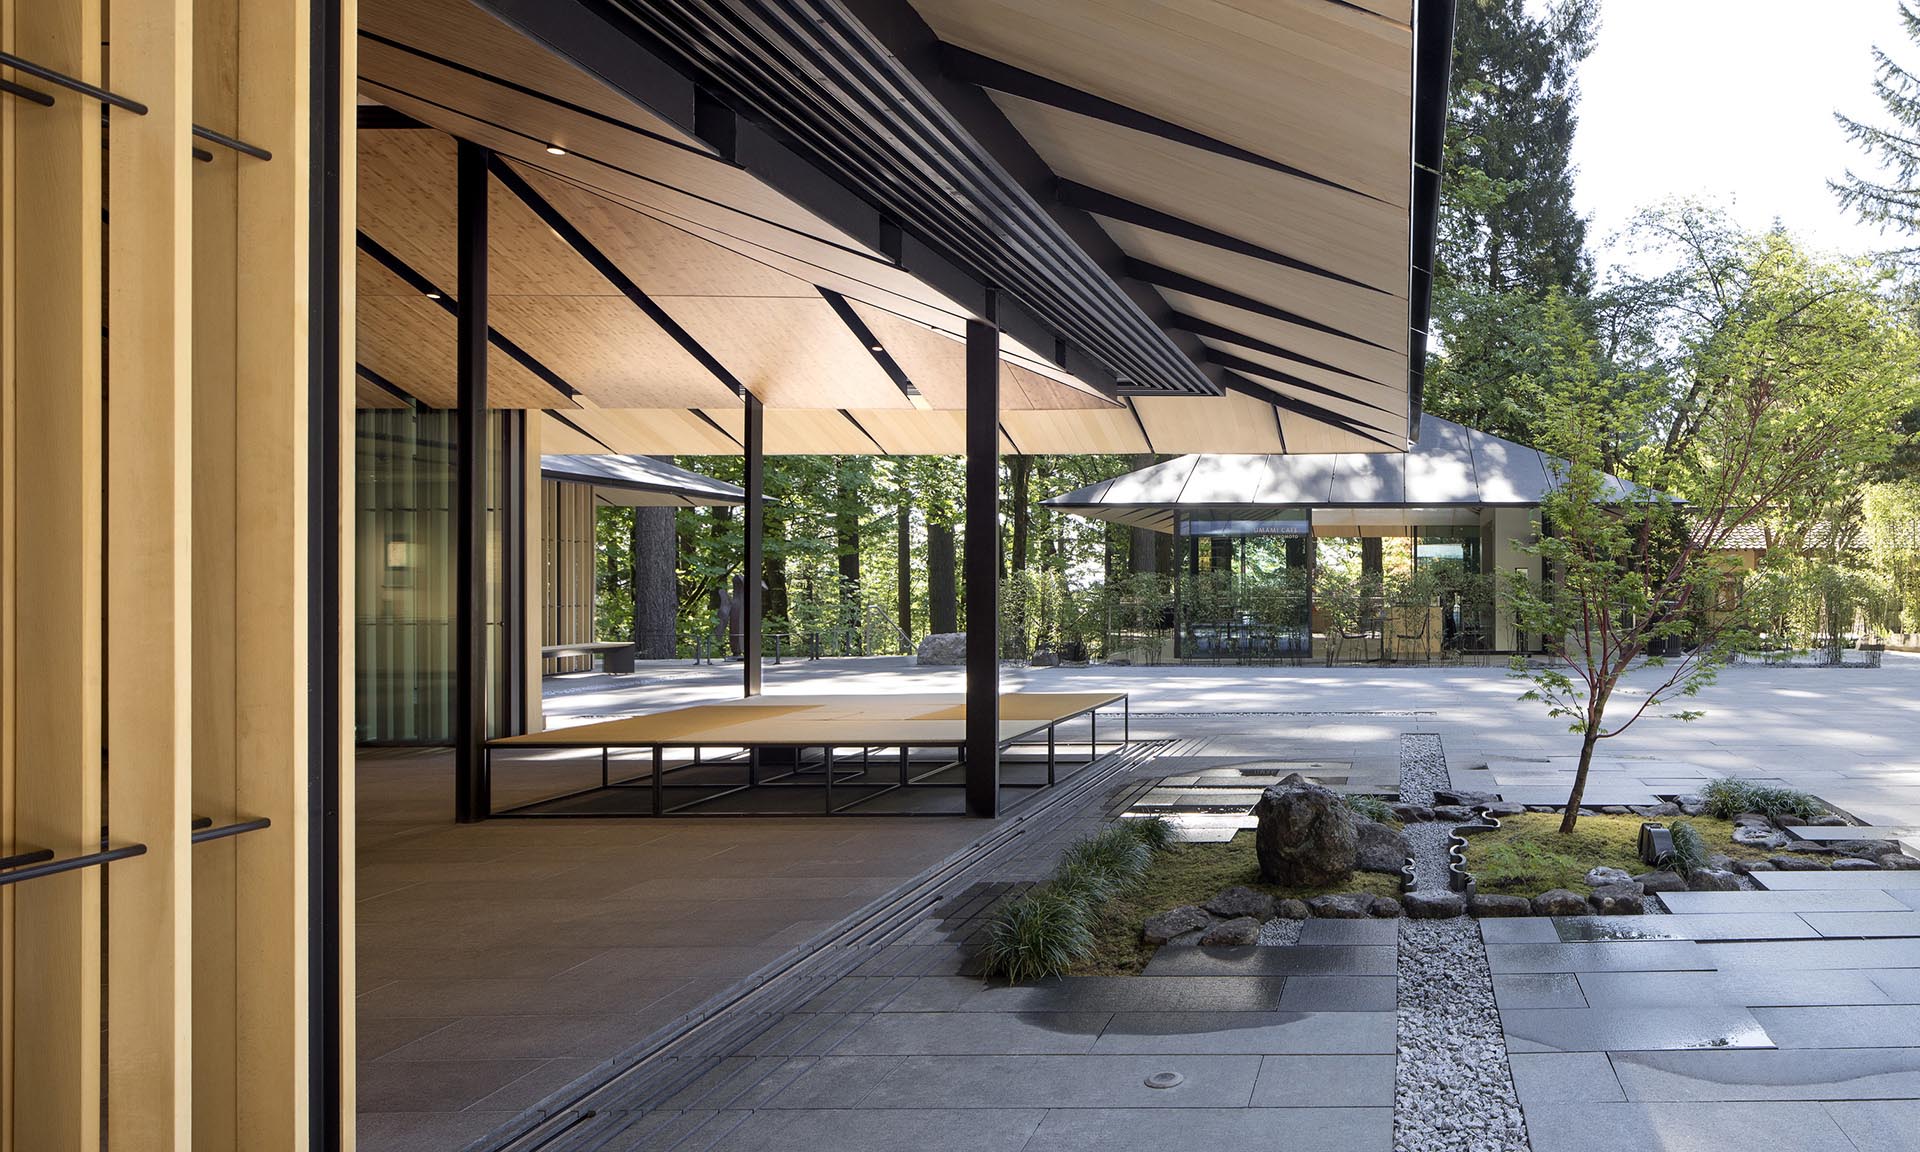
[817,288,922,404]
[964,304,1001,818]
[455,139,491,824]
[1125,259,1394,354]
[355,363,418,407]
[936,44,1370,199]
[356,103,430,130]
[1219,371,1403,451]
[1057,181,1383,294]
[1204,348,1398,416]
[743,393,765,696]
[488,155,747,397]
[1407,0,1461,442]
[1171,313,1389,388]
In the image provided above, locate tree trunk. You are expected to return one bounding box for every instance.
[896,499,912,649]
[630,503,679,658]
[928,521,957,634]
[836,494,859,653]
[764,514,788,628]
[1009,454,1031,573]
[1560,728,1601,834]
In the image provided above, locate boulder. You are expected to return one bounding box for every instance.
[1589,883,1646,915]
[1739,860,1777,872]
[1431,805,1475,823]
[1484,802,1528,818]
[1405,890,1467,919]
[1354,820,1412,874]
[1254,779,1358,887]
[1733,812,1774,828]
[1705,853,1737,872]
[1434,789,1498,807]
[1307,893,1373,919]
[1272,898,1311,919]
[1883,854,1920,870]
[1532,889,1589,916]
[1205,886,1277,922]
[915,632,967,666]
[1833,857,1885,871]
[1675,794,1709,816]
[1633,870,1688,893]
[1142,905,1213,945]
[1388,803,1434,824]
[1812,813,1850,827]
[1597,805,1631,815]
[1028,650,1059,667]
[1688,868,1741,891]
[1831,840,1901,859]
[1368,896,1404,918]
[1199,917,1262,946]
[1585,866,1634,888]
[1104,656,1133,667]
[1769,854,1830,871]
[1630,802,1682,818]
[1470,894,1535,918]
[1732,825,1788,850]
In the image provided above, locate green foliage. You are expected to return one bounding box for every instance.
[977,885,1094,987]
[1464,813,1762,895]
[1057,826,1153,893]
[1865,481,1920,632]
[1833,3,1920,246]
[1700,779,1825,823]
[1665,820,1709,878]
[1120,815,1178,853]
[1345,794,1398,825]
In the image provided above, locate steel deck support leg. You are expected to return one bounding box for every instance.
[652,746,664,816]
[964,305,1001,817]
[454,138,491,823]
[744,392,764,697]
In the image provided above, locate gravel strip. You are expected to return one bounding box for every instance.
[1256,916,1303,945]
[1398,733,1450,805]
[1393,733,1530,1152]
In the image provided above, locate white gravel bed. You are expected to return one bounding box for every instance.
[1403,821,1456,894]
[1398,733,1450,805]
[1255,916,1303,945]
[1395,918,1530,1152]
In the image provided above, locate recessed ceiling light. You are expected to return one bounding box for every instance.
[424,292,442,300]
[869,343,884,352]
[546,144,568,156]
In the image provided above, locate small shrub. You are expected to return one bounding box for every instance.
[1051,857,1123,904]
[1701,778,1823,822]
[1666,820,1708,877]
[1059,825,1153,886]
[979,885,1093,984]
[1121,814,1178,853]
[1345,794,1396,824]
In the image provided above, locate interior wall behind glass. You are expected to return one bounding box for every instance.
[356,407,457,743]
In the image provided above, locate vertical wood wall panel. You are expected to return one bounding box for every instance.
[105,0,197,1146]
[542,480,596,672]
[337,12,359,1137]
[0,1,17,1143]
[6,1,105,1149]
[523,413,544,731]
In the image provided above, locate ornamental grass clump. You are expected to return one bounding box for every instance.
[979,820,1174,983]
[1345,794,1397,825]
[1701,778,1823,823]
[1666,819,1708,877]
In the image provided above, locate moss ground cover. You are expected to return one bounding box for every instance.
[1075,831,1400,976]
[1463,813,1768,896]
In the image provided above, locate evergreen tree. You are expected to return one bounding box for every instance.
[1834,3,1920,243]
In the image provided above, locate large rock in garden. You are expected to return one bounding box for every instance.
[1272,898,1311,919]
[1675,794,1709,816]
[1833,839,1901,859]
[1883,854,1920,870]
[1733,825,1788,850]
[1833,857,1885,871]
[1631,802,1682,818]
[915,632,967,666]
[1389,803,1434,823]
[1405,890,1467,919]
[1585,866,1634,888]
[1205,886,1276,922]
[1589,883,1646,915]
[1028,650,1059,667]
[1688,868,1741,891]
[1253,779,1358,886]
[1369,896,1403,918]
[1769,854,1829,871]
[1484,802,1528,818]
[1434,789,1498,807]
[1738,860,1776,872]
[1633,870,1688,893]
[1355,820,1411,874]
[1431,805,1475,823]
[1307,893,1372,919]
[1142,906,1212,945]
[1470,894,1534,918]
[1532,889,1589,916]
[1199,917,1262,946]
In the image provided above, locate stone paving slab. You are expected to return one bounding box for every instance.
[1506,1052,1625,1104]
[1751,1004,1920,1048]
[1018,1106,1392,1152]
[854,1054,1263,1109]
[1798,910,1920,937]
[1609,1048,1920,1101]
[1142,945,1397,977]
[1248,1055,1396,1107]
[1705,938,1920,970]
[1520,1101,1854,1152]
[689,1107,1047,1152]
[829,1011,1110,1055]
[1824,1099,1920,1152]
[1492,972,1587,1009]
[1659,889,1912,913]
[1500,1006,1773,1053]
[1484,941,1713,974]
[1783,825,1920,840]
[1487,785,1665,806]
[1544,914,1819,942]
[1275,976,1400,1013]
[1296,919,1401,946]
[1578,967,1893,1007]
[1088,1011,1395,1055]
[877,975,1294,1014]
[1752,871,1920,891]
[1479,919,1561,945]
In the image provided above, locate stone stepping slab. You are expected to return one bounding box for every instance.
[1659,889,1912,914]
[1487,785,1665,806]
[1484,940,1714,973]
[1142,945,1397,977]
[1783,825,1920,841]
[1501,1005,1774,1053]
[1609,1047,1920,1101]
[1481,914,1818,944]
[1753,871,1920,891]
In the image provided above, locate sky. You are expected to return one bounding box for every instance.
[1571,0,1915,272]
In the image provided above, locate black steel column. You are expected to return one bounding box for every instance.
[964,301,1001,817]
[454,139,490,822]
[743,392,764,696]
[503,410,527,733]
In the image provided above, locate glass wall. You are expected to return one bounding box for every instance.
[1172,510,1312,661]
[355,407,522,743]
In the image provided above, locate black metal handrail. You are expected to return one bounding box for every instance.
[192,816,272,845]
[0,49,147,114]
[0,842,147,888]
[0,845,55,871]
[192,124,272,162]
[0,76,53,107]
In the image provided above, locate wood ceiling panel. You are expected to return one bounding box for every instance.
[848,301,1116,412]
[1159,289,1405,389]
[561,407,742,455]
[356,376,408,410]
[1102,222,1407,352]
[1002,407,1149,455]
[658,297,909,410]
[510,164,817,299]
[357,36,868,253]
[917,0,1413,204]
[485,297,742,409]
[360,0,696,144]
[538,412,607,454]
[1006,363,1115,411]
[1133,392,1287,454]
[764,409,885,455]
[845,409,967,454]
[356,256,573,410]
[1198,337,1405,418]
[994,98,1408,293]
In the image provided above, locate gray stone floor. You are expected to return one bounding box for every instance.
[360,653,1920,1150]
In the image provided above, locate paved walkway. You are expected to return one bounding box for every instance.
[360,654,1920,1150]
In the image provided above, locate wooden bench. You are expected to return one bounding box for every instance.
[541,641,637,674]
